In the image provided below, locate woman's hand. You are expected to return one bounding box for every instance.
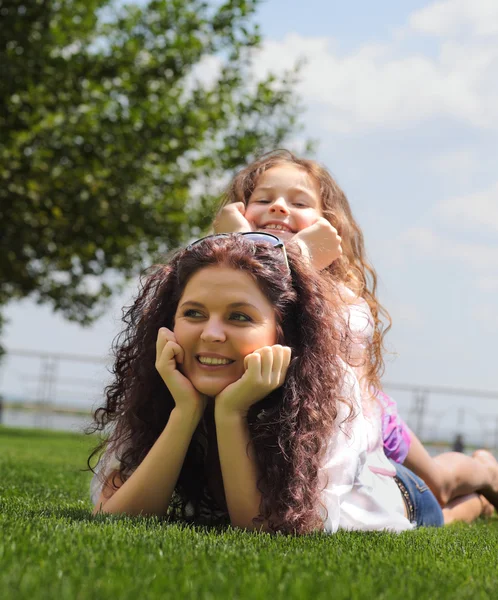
[292,218,342,270]
[155,328,207,419]
[214,345,292,417]
[213,202,252,233]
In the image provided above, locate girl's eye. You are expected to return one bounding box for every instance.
[294,202,307,207]
[183,309,204,318]
[230,312,252,322]
[255,199,271,204]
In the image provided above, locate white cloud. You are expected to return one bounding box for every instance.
[390,302,424,327]
[476,276,498,291]
[396,180,498,280]
[403,227,498,270]
[409,0,498,38]
[471,303,498,330]
[183,54,223,95]
[251,1,498,133]
[436,182,498,233]
[427,148,481,178]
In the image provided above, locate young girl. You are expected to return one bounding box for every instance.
[213,149,498,515]
[89,234,491,532]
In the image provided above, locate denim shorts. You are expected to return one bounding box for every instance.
[392,461,444,527]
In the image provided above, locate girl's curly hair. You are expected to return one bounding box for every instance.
[88,234,350,534]
[218,149,392,392]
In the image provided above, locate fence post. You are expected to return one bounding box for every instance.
[414,390,427,440]
[36,356,58,428]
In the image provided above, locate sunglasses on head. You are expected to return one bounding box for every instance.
[186,232,290,273]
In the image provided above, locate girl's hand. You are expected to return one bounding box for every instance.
[292,218,342,270]
[214,345,292,417]
[213,202,252,233]
[155,328,207,418]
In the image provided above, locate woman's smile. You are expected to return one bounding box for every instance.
[196,353,235,367]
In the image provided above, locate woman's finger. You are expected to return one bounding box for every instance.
[164,341,184,365]
[256,346,274,383]
[162,327,176,342]
[278,347,292,386]
[244,352,261,377]
[156,328,169,359]
[269,345,284,385]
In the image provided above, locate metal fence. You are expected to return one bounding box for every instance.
[0,348,109,432]
[1,348,498,447]
[382,382,498,449]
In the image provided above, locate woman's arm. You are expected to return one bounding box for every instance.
[214,407,264,530]
[93,407,200,516]
[94,328,207,516]
[214,345,291,530]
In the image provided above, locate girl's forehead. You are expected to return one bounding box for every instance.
[256,163,318,191]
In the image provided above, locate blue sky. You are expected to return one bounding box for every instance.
[3,0,498,441]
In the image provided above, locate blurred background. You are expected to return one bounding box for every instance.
[1,0,497,452]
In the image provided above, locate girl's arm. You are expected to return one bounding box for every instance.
[213,202,252,233]
[214,345,291,530]
[291,218,342,270]
[93,407,201,516]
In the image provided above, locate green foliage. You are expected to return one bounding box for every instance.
[0,0,305,328]
[1,426,498,600]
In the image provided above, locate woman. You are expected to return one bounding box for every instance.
[89,234,489,533]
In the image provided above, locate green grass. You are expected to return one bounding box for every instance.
[1,426,497,600]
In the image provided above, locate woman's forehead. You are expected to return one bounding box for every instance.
[179,266,274,310]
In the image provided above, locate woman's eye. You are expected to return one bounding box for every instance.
[184,309,203,318]
[230,312,252,322]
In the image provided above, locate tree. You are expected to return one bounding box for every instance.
[0,0,306,336]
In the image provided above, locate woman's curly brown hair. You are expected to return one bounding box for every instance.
[88,235,350,534]
[217,149,392,392]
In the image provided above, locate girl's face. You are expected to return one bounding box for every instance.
[174,266,277,397]
[244,164,323,241]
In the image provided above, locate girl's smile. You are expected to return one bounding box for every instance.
[260,220,296,235]
[173,266,277,397]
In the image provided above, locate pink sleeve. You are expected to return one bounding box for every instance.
[376,390,412,464]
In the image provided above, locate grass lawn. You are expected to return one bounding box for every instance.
[1,426,497,600]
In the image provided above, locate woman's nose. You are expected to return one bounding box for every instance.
[200,319,226,343]
[269,197,290,215]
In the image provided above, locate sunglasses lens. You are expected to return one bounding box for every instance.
[240,232,283,248]
[187,232,289,273]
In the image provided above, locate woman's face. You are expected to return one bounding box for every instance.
[174,266,277,397]
[244,164,323,241]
